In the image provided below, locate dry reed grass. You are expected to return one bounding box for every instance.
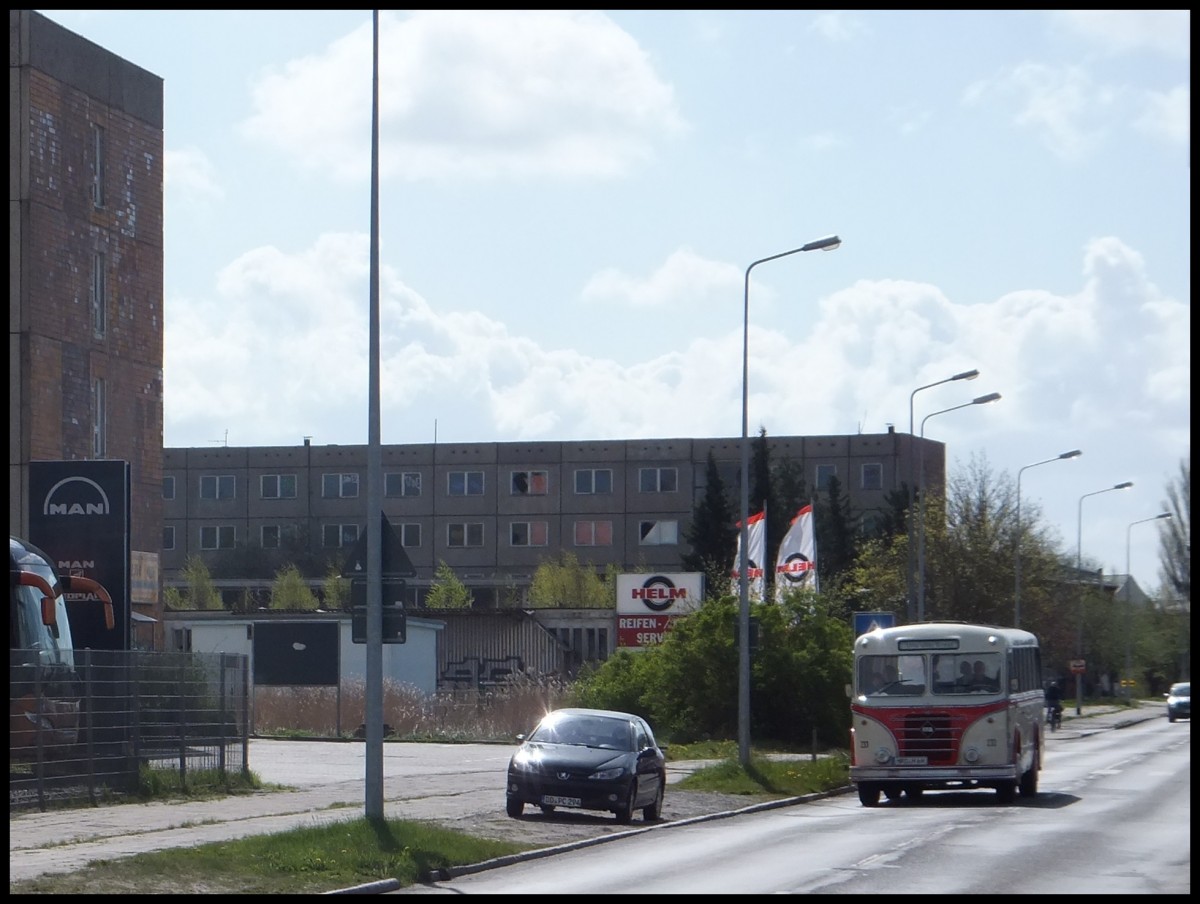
[253,674,572,742]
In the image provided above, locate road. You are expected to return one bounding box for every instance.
[392,713,1189,894]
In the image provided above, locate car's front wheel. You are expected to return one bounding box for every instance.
[643,779,664,821]
[506,798,524,819]
[614,783,635,824]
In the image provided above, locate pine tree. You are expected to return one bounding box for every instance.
[682,450,737,596]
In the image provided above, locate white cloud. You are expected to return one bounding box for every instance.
[1053,10,1191,60]
[808,12,865,43]
[1134,85,1190,146]
[239,10,687,183]
[963,63,1111,160]
[164,147,224,203]
[580,248,741,307]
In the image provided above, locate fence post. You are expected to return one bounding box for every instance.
[177,655,187,788]
[218,653,228,777]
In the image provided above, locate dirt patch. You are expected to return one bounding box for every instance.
[428,789,776,850]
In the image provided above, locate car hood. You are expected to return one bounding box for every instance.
[510,742,629,771]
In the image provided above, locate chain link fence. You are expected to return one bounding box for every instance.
[10,649,250,812]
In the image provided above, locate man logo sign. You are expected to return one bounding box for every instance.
[616,572,703,649]
[42,477,112,516]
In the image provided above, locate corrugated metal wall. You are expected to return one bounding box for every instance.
[428,609,566,688]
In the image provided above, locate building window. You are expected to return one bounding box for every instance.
[816,464,837,491]
[322,523,359,548]
[638,467,677,493]
[162,476,175,500]
[510,521,549,547]
[574,520,613,546]
[261,525,281,549]
[861,462,883,491]
[322,473,360,498]
[385,471,421,497]
[447,522,484,547]
[261,474,297,499]
[200,475,236,500]
[400,523,421,547]
[91,378,106,457]
[574,468,613,494]
[511,470,548,495]
[448,471,484,496]
[200,525,236,550]
[91,122,105,208]
[91,252,107,337]
[639,520,678,545]
[163,526,175,550]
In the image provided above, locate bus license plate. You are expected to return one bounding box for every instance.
[895,756,927,765]
[543,795,581,807]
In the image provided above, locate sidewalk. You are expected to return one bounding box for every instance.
[9,700,1166,886]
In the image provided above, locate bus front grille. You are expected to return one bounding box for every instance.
[898,713,957,763]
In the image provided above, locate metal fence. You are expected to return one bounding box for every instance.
[10,649,250,812]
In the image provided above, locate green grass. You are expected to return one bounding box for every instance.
[9,816,535,895]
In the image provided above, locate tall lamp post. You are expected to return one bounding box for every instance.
[906,369,979,622]
[1014,449,1082,628]
[916,392,1001,621]
[738,233,841,769]
[1123,512,1172,697]
[1075,481,1133,714]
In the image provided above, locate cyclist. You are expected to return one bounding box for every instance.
[1045,680,1064,729]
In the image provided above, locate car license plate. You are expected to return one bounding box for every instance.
[895,756,927,765]
[542,795,581,807]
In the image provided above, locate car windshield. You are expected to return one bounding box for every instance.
[529,714,633,751]
[1170,683,1190,696]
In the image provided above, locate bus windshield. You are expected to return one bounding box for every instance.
[858,651,1002,697]
[12,568,77,671]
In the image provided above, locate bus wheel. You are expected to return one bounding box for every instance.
[904,786,924,802]
[996,780,1017,804]
[857,783,881,807]
[883,786,901,802]
[1018,754,1039,798]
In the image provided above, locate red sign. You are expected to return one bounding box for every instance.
[1069,659,1086,674]
[616,614,677,648]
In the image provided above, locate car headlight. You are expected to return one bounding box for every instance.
[509,750,539,773]
[589,766,627,781]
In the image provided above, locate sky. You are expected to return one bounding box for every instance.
[40,10,1189,597]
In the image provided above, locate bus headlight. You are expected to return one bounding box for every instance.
[873,747,893,765]
[962,745,981,764]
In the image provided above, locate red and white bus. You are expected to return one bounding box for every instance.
[849,621,1044,806]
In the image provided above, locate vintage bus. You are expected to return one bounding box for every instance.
[10,535,114,760]
[849,621,1044,806]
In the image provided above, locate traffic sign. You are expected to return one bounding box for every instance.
[853,611,895,638]
[1069,659,1086,674]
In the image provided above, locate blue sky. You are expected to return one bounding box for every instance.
[40,10,1189,596]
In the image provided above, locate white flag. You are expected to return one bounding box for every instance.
[731,510,767,601]
[774,504,817,602]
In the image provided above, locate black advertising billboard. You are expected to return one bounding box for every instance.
[252,621,339,687]
[27,460,131,652]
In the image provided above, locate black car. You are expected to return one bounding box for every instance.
[505,708,667,824]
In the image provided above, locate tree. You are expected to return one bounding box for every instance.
[528,551,614,608]
[171,555,223,610]
[322,565,350,610]
[681,450,737,597]
[269,564,319,611]
[425,560,474,609]
[1159,457,1190,603]
[815,474,857,593]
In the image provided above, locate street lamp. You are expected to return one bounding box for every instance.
[738,233,840,769]
[1075,481,1133,714]
[906,368,979,622]
[1014,449,1082,628]
[1123,512,1172,697]
[916,392,1001,621]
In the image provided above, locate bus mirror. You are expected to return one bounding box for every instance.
[41,594,58,628]
[845,683,853,699]
[60,575,116,631]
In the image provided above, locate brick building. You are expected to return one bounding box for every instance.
[10,10,165,645]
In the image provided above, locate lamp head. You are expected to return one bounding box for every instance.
[801,235,841,252]
[953,369,980,382]
[972,392,1002,405]
[1060,449,1083,460]
[1114,481,1134,490]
